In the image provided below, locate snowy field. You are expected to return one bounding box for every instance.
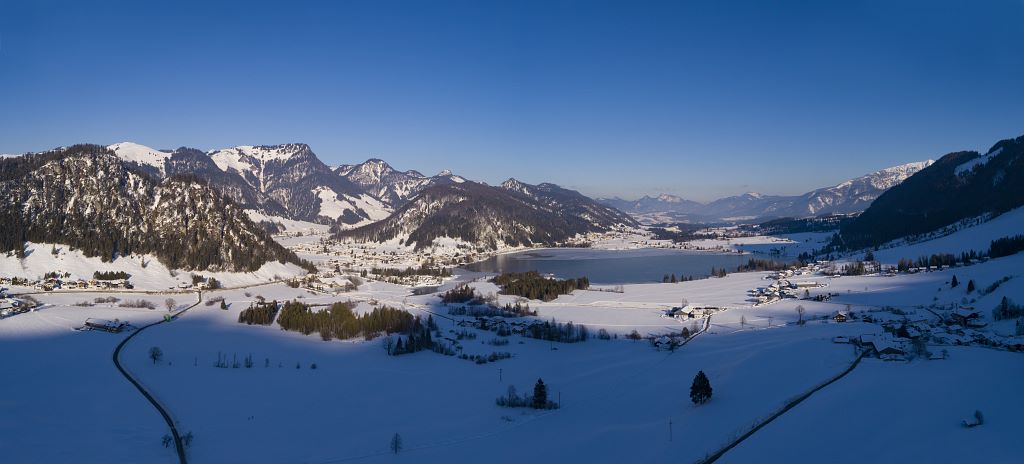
[727,346,1024,463]
[3,215,1024,463]
[118,289,860,464]
[0,304,173,463]
[0,242,307,290]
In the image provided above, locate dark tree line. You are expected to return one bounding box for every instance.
[990,235,1024,258]
[276,300,416,341]
[492,271,589,301]
[440,285,479,304]
[238,300,279,325]
[388,315,438,356]
[736,259,789,272]
[93,270,130,280]
[524,318,589,343]
[663,274,698,283]
[895,253,961,272]
[448,301,536,318]
[993,297,1024,321]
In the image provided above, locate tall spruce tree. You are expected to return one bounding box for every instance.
[532,378,548,409]
[690,370,712,405]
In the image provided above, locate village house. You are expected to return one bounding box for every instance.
[84,318,129,333]
[857,334,907,360]
[950,307,986,328]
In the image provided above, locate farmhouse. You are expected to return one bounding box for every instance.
[84,318,129,333]
[833,312,849,323]
[858,334,906,359]
[951,308,985,328]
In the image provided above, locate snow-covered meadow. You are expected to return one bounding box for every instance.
[3,214,1024,463]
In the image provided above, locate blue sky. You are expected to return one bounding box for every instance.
[1,0,1021,201]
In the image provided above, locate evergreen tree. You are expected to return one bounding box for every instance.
[967,279,975,293]
[390,433,402,454]
[532,378,548,409]
[690,370,712,405]
[951,275,959,288]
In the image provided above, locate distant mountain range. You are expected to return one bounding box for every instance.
[2,137,970,260]
[839,134,1024,250]
[1,141,638,258]
[599,161,933,223]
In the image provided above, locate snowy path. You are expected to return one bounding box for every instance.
[112,293,200,464]
[698,349,869,463]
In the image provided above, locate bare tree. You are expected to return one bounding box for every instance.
[164,298,176,312]
[795,305,806,325]
[149,346,163,364]
[740,315,747,327]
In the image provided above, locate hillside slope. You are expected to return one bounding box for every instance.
[336,180,633,249]
[838,134,1024,250]
[0,145,307,272]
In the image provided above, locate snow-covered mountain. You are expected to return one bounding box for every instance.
[335,158,466,206]
[0,145,305,272]
[796,161,934,216]
[109,142,390,226]
[839,135,1024,250]
[107,141,172,174]
[206,144,390,225]
[600,161,933,223]
[501,178,638,228]
[337,180,634,250]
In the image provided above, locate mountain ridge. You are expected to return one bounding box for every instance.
[0,145,307,272]
[599,160,933,222]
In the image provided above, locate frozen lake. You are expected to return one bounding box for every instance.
[464,248,755,285]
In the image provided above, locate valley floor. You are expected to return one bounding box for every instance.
[2,248,1022,463]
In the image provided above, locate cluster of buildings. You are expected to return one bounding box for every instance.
[745,263,833,306]
[831,304,1023,358]
[0,276,133,291]
[0,288,28,318]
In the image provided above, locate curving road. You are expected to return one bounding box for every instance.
[111,292,201,464]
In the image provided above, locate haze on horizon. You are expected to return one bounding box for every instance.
[0,0,1021,202]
